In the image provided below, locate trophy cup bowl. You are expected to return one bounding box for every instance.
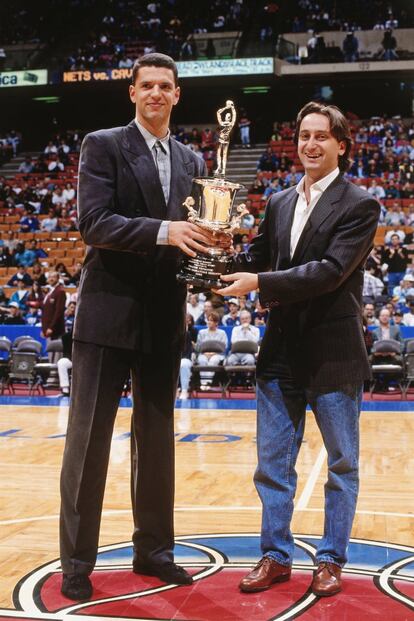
[177,100,249,291]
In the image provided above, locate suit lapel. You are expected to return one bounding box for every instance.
[121,121,167,220]
[276,188,297,269]
[291,174,347,264]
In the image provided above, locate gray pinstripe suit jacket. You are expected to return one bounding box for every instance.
[237,174,380,389]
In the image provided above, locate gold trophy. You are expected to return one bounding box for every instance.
[177,100,249,290]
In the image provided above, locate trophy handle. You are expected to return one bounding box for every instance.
[183,196,198,222]
[229,203,249,232]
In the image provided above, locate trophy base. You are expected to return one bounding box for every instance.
[177,250,232,291]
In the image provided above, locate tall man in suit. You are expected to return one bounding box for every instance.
[217,102,380,597]
[59,53,217,601]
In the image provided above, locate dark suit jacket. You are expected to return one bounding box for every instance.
[42,284,66,339]
[237,174,380,388]
[74,120,206,353]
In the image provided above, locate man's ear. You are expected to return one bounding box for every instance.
[129,84,136,104]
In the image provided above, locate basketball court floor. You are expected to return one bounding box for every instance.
[0,396,413,620]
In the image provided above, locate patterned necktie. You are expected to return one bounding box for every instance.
[153,140,170,204]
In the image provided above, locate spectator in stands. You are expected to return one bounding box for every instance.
[392,274,414,305]
[25,279,44,307]
[257,147,279,172]
[41,208,59,232]
[179,314,198,400]
[2,231,18,254]
[44,141,58,155]
[58,207,76,231]
[2,302,26,325]
[285,165,303,186]
[33,155,48,174]
[372,307,402,342]
[29,240,48,260]
[195,311,228,385]
[384,179,401,199]
[55,262,72,286]
[186,293,204,322]
[13,242,36,268]
[367,179,385,201]
[18,157,34,174]
[225,310,260,366]
[195,300,214,326]
[384,227,406,244]
[62,182,76,202]
[403,299,414,326]
[48,155,65,173]
[64,301,76,331]
[252,299,268,326]
[25,305,41,326]
[382,233,409,294]
[68,262,82,287]
[19,208,40,233]
[262,179,282,200]
[406,204,414,226]
[8,280,29,311]
[7,266,32,288]
[222,298,241,326]
[363,302,379,326]
[363,266,384,299]
[52,187,66,207]
[31,263,47,287]
[0,246,12,267]
[249,177,266,194]
[342,32,359,62]
[380,29,398,60]
[384,201,406,226]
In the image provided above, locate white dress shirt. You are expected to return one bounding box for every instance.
[290,167,339,258]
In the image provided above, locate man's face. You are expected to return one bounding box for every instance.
[391,235,400,247]
[129,66,180,131]
[379,309,391,325]
[364,304,374,317]
[204,301,213,314]
[240,311,251,326]
[297,113,345,180]
[48,273,59,287]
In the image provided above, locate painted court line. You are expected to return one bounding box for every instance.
[295,445,327,510]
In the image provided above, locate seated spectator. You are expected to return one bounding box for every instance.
[367,180,385,201]
[249,178,266,194]
[31,262,47,287]
[62,182,76,202]
[41,208,58,232]
[195,300,214,326]
[56,262,71,285]
[29,239,48,260]
[19,208,40,233]
[384,179,401,199]
[26,281,44,310]
[179,314,198,400]
[262,179,282,200]
[384,202,406,227]
[3,230,18,254]
[52,187,66,207]
[222,298,241,326]
[403,299,414,327]
[363,267,384,299]
[372,307,402,343]
[392,274,414,305]
[68,261,82,287]
[7,266,32,287]
[363,302,379,327]
[195,311,228,385]
[24,306,41,326]
[44,141,58,155]
[285,165,303,186]
[257,147,279,172]
[252,299,268,326]
[2,302,26,325]
[406,203,414,226]
[0,246,12,267]
[18,157,34,174]
[187,293,204,322]
[13,242,36,268]
[48,155,65,173]
[225,310,260,366]
[9,280,29,311]
[33,155,48,174]
[58,207,76,231]
[393,309,405,326]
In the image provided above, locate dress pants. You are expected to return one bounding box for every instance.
[255,374,362,568]
[60,340,180,576]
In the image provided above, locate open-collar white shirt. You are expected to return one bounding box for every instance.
[290,167,339,259]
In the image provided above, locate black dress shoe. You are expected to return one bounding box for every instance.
[133,561,193,585]
[61,574,92,600]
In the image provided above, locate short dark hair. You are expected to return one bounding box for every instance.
[293,101,353,172]
[131,53,178,86]
[206,311,220,324]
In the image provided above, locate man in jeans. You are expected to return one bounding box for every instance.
[217,102,379,597]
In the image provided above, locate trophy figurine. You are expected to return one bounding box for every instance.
[177,100,249,290]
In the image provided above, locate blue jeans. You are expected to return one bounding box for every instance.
[255,377,362,567]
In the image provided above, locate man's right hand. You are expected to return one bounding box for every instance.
[168,222,221,257]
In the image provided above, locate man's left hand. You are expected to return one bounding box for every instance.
[213,272,259,296]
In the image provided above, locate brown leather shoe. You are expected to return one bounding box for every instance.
[311,562,342,597]
[239,556,291,593]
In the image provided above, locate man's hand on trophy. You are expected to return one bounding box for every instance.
[213,272,259,296]
[168,222,218,257]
